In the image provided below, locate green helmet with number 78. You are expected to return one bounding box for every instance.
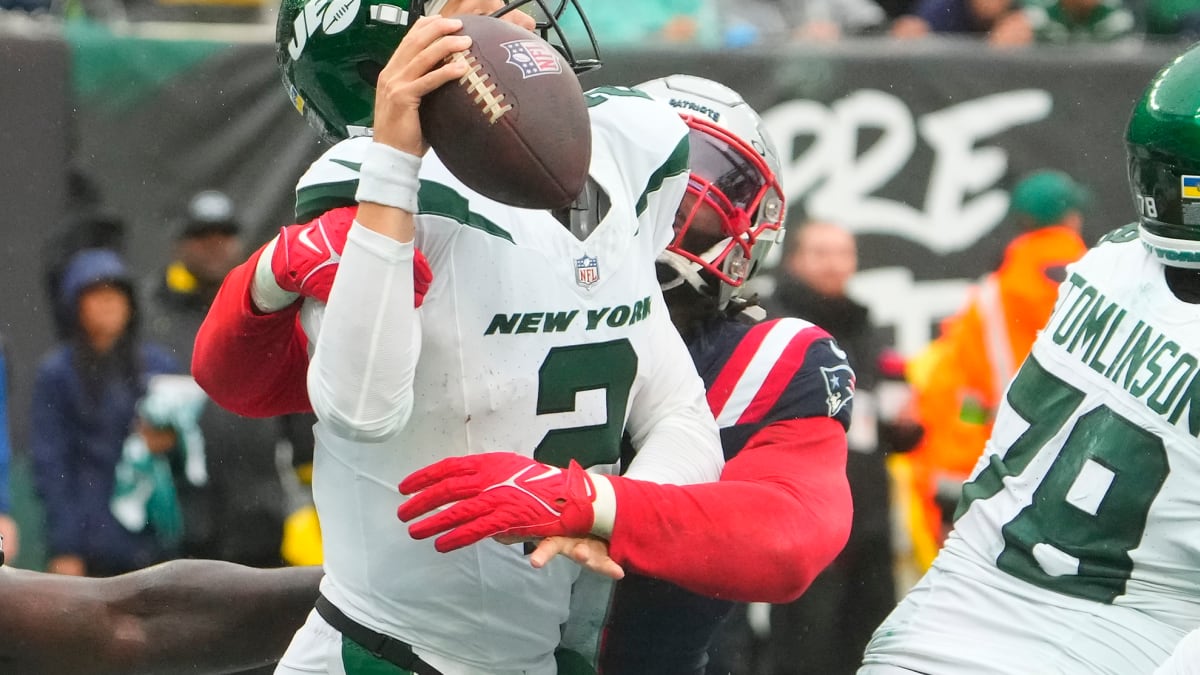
[1127,43,1200,269]
[277,0,600,142]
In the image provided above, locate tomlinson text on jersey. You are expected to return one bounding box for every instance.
[1046,272,1200,438]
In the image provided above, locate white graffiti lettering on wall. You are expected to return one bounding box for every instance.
[756,88,1053,354]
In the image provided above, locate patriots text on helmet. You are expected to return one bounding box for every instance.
[1044,271,1200,438]
[668,98,721,123]
[484,297,652,335]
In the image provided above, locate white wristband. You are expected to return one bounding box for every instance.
[589,475,617,538]
[355,142,422,213]
[252,237,301,313]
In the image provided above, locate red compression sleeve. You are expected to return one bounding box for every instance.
[192,244,313,417]
[606,416,852,603]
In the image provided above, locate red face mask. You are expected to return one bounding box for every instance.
[667,117,784,289]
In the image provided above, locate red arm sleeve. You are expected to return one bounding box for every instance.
[191,244,313,418]
[605,416,851,603]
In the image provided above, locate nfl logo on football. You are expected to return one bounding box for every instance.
[575,254,599,288]
[502,39,562,78]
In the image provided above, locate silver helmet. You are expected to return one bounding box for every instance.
[636,74,786,310]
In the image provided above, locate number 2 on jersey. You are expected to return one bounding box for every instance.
[533,339,637,469]
[956,357,1168,603]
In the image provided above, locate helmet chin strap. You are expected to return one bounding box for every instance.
[657,240,729,303]
[656,249,715,299]
[1140,223,1200,269]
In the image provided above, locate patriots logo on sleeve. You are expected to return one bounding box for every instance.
[821,364,855,417]
[695,317,856,457]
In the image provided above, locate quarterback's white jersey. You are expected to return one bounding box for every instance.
[1156,627,1200,675]
[864,225,1200,674]
[293,89,723,674]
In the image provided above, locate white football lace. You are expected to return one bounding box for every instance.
[450,51,512,124]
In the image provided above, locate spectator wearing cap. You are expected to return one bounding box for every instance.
[140,189,243,361]
[139,191,294,575]
[901,168,1090,561]
[31,248,180,577]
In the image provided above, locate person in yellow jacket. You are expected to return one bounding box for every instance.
[905,169,1089,566]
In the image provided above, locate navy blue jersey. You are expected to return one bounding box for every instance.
[600,316,854,674]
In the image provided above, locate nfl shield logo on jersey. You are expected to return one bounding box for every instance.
[503,39,563,78]
[575,254,600,288]
[821,365,855,417]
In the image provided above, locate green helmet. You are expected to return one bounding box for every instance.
[277,0,600,142]
[1127,44,1200,268]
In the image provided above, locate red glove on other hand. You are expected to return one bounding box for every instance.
[271,205,433,306]
[397,453,597,553]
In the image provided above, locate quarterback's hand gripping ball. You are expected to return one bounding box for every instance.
[271,206,433,306]
[398,453,597,553]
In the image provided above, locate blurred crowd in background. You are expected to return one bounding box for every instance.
[0,0,1147,672]
[4,0,1200,46]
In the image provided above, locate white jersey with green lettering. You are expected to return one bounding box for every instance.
[290,88,724,675]
[863,224,1200,674]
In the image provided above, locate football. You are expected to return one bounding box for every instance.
[420,15,592,211]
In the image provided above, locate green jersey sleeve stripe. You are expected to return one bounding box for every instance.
[584,85,651,108]
[417,181,515,243]
[635,135,690,217]
[296,180,360,223]
[295,178,514,243]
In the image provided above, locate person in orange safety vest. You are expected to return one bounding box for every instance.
[904,169,1090,566]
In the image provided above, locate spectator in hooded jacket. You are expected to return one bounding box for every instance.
[140,190,297,570]
[31,248,179,577]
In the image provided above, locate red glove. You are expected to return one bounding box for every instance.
[271,205,433,306]
[397,453,597,553]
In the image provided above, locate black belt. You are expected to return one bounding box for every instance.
[314,593,443,675]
